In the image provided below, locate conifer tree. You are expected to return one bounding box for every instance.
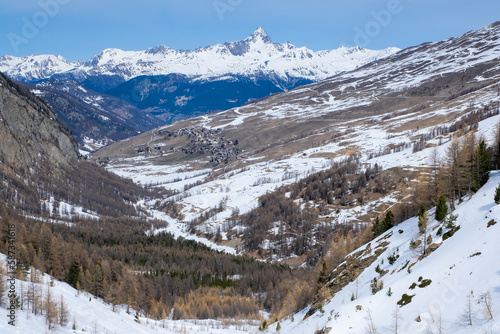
[475,140,491,190]
[435,195,448,222]
[66,261,80,290]
[382,211,394,231]
[495,184,500,204]
[59,294,70,327]
[371,217,381,238]
[91,263,105,299]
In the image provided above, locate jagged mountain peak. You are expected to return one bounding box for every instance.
[145,45,174,55]
[245,26,272,43]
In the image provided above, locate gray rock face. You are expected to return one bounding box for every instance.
[0,72,79,170]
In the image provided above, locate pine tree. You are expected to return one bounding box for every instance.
[476,141,491,188]
[382,211,394,231]
[371,217,381,238]
[435,195,448,222]
[316,261,328,294]
[66,261,80,289]
[495,184,500,204]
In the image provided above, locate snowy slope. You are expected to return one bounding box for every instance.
[0,263,258,334]
[0,28,399,83]
[264,173,500,334]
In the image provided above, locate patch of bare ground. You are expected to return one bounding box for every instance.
[308,148,359,159]
[280,255,309,267]
[216,237,243,249]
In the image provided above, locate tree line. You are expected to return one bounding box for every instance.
[0,207,314,321]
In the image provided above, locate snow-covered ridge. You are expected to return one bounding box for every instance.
[269,171,500,334]
[0,27,399,82]
[0,54,78,82]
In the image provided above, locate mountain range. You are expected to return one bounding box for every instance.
[1,21,500,334]
[0,28,398,147]
[0,27,398,84]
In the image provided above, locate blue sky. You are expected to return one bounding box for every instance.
[1,0,499,61]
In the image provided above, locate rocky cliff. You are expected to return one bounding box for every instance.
[0,72,79,171]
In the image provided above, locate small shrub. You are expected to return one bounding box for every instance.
[370,277,384,294]
[418,279,432,288]
[443,225,460,241]
[437,227,443,235]
[418,276,423,282]
[409,282,417,290]
[397,293,415,307]
[386,287,393,297]
[445,214,458,229]
[388,253,397,265]
[375,264,382,274]
[487,219,497,228]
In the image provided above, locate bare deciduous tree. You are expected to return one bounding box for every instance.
[365,308,379,334]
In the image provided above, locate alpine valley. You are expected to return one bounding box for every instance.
[1,22,500,334]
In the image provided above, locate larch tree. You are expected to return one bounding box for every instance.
[418,206,429,255]
[59,294,70,327]
[0,260,6,307]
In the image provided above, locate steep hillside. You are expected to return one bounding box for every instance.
[267,172,500,334]
[24,79,163,151]
[0,72,78,169]
[0,253,260,334]
[0,70,156,218]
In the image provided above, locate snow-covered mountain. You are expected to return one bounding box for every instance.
[0,54,79,82]
[0,27,399,84]
[75,27,399,83]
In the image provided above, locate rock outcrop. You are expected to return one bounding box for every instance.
[0,72,79,171]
